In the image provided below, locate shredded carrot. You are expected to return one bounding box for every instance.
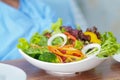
[57,45,83,56]
[48,46,65,57]
[61,44,74,48]
[48,45,86,63]
[64,32,76,41]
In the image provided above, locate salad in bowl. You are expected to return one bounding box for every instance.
[17,18,120,76]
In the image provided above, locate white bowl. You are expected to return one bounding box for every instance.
[113,53,120,62]
[19,49,106,76]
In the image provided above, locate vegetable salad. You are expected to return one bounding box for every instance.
[17,18,120,63]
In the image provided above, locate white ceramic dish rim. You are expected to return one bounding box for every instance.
[19,49,103,66]
[113,53,120,62]
[0,63,27,80]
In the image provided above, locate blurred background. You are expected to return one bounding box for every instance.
[42,0,120,42]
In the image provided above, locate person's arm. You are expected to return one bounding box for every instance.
[1,0,19,9]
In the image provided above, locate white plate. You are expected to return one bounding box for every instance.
[0,63,26,80]
[113,53,120,62]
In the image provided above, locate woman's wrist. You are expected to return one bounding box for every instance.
[1,0,19,8]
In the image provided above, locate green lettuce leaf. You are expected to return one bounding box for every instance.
[97,32,120,58]
[51,18,62,34]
